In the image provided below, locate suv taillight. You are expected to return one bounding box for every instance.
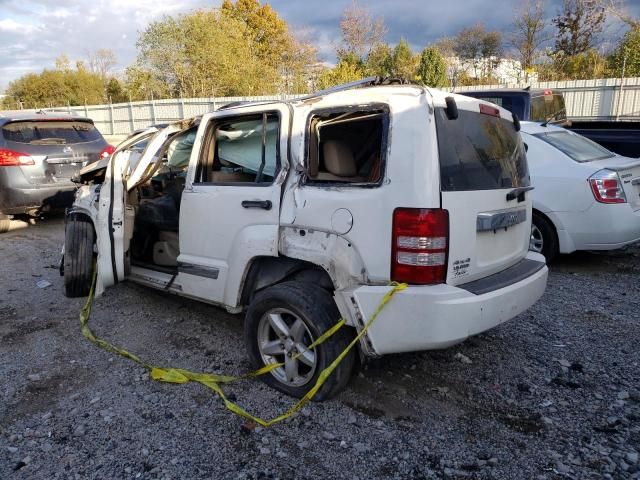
[589,169,626,204]
[99,145,116,158]
[391,208,449,285]
[0,148,35,166]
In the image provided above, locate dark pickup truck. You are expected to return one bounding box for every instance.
[462,88,640,158]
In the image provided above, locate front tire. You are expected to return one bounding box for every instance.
[64,216,95,297]
[530,212,558,263]
[244,281,355,401]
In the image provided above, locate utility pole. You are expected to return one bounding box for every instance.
[615,50,627,121]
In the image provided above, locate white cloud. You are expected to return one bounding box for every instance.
[0,18,38,34]
[0,0,217,91]
[50,7,72,19]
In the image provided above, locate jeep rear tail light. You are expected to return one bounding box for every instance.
[391,208,449,285]
[99,145,116,159]
[0,148,35,166]
[589,169,626,204]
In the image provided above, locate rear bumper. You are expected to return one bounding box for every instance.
[345,252,548,356]
[0,182,76,214]
[550,203,640,253]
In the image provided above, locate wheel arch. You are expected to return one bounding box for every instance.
[532,208,562,254]
[65,208,96,234]
[239,256,335,307]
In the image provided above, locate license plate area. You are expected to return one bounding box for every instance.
[477,209,527,232]
[46,157,86,178]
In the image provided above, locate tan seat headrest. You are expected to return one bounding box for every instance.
[323,140,357,177]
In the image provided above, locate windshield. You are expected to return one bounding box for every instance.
[534,131,613,162]
[435,107,529,191]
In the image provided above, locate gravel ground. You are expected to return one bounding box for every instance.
[0,216,639,480]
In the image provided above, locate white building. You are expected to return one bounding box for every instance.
[446,56,538,85]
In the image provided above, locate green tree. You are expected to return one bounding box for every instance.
[388,39,417,80]
[2,58,106,109]
[609,27,640,77]
[105,78,128,103]
[221,0,290,66]
[365,43,393,77]
[317,61,365,90]
[416,47,449,88]
[549,48,609,79]
[221,0,316,94]
[124,65,170,101]
[132,4,315,98]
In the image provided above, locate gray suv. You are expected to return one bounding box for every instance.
[0,112,113,232]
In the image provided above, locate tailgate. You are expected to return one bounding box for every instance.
[443,190,531,285]
[435,102,532,286]
[2,119,105,184]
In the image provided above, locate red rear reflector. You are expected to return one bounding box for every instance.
[391,208,449,285]
[479,104,500,117]
[99,145,116,158]
[0,148,35,166]
[544,89,553,96]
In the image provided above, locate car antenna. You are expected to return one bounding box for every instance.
[523,85,531,91]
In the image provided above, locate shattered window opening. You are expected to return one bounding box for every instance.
[305,108,388,186]
[196,112,280,185]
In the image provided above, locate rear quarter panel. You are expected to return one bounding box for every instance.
[280,89,440,285]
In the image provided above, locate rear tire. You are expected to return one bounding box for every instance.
[64,216,95,297]
[530,212,558,263]
[0,216,10,233]
[244,281,355,401]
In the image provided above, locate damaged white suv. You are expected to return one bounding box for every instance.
[63,79,548,399]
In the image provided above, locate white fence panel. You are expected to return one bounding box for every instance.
[3,78,639,136]
[456,77,640,119]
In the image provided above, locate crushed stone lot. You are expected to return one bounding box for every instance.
[1,216,639,480]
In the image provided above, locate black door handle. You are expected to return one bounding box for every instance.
[241,200,272,210]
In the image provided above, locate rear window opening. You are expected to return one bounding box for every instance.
[435,107,529,192]
[306,108,387,185]
[2,120,103,145]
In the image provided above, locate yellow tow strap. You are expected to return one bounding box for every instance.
[79,271,407,427]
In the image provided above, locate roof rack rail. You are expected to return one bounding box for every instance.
[295,76,414,102]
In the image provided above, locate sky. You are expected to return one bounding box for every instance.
[0,0,638,92]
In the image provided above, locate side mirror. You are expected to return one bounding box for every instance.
[524,142,529,153]
[445,96,458,120]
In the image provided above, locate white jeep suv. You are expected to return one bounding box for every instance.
[63,80,548,399]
